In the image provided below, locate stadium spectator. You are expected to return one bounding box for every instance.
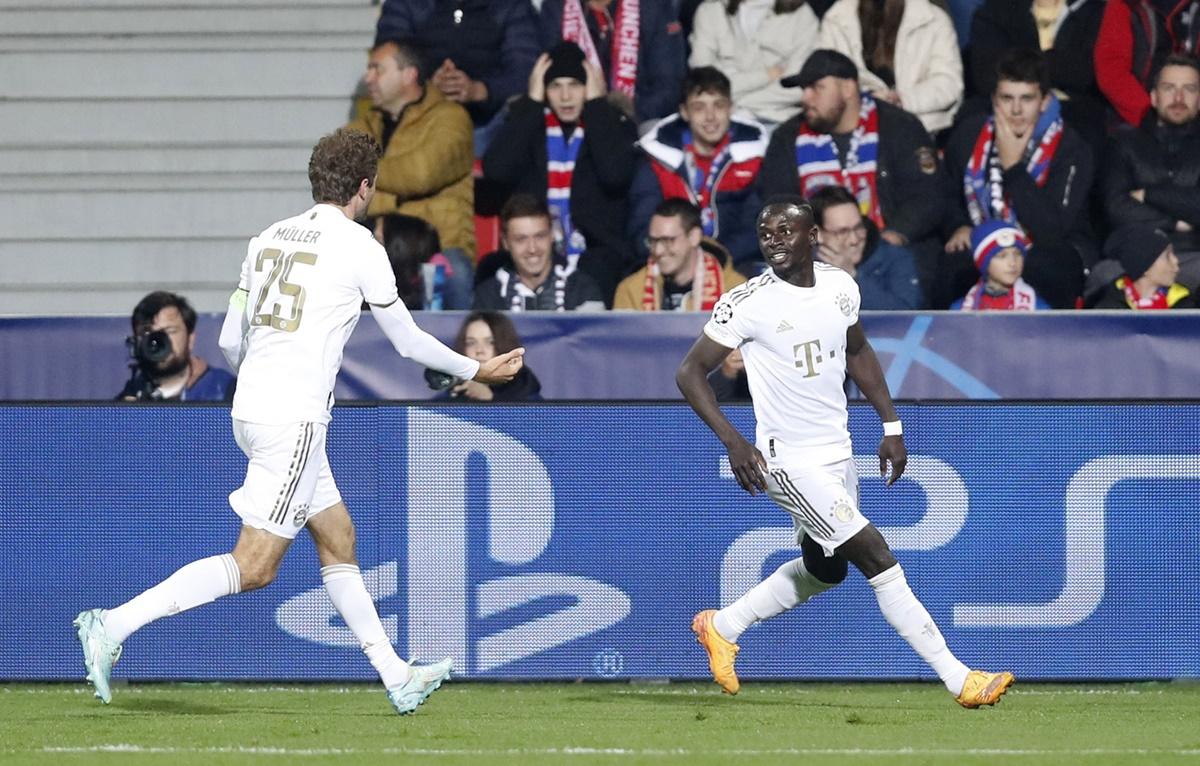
[817,0,964,136]
[676,198,1015,709]
[375,214,474,310]
[374,0,540,142]
[440,311,544,400]
[943,49,1093,309]
[628,67,768,276]
[810,185,923,309]
[1094,0,1200,128]
[687,0,820,126]
[761,51,943,301]
[538,0,687,124]
[474,194,607,311]
[1092,224,1196,308]
[966,0,1106,148]
[117,291,235,402]
[482,42,638,302]
[348,39,476,260]
[1102,54,1200,289]
[614,199,745,310]
[950,221,1050,310]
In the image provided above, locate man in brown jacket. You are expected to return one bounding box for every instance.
[614,199,744,311]
[349,39,476,260]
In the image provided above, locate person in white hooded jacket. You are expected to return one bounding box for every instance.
[818,0,963,135]
[688,0,821,125]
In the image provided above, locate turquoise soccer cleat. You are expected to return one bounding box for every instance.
[386,658,453,715]
[74,609,122,704]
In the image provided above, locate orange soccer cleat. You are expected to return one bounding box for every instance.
[692,609,741,695]
[955,670,1015,708]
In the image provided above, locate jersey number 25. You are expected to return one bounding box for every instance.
[251,248,317,332]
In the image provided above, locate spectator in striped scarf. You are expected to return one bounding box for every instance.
[613,198,746,310]
[942,49,1094,309]
[483,41,639,304]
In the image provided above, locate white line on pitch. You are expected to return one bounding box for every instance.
[29,745,1200,757]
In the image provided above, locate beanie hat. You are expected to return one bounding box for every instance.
[970,221,1029,275]
[1105,224,1170,280]
[543,42,587,89]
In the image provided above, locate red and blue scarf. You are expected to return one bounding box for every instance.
[964,94,1063,227]
[562,0,640,101]
[546,108,586,264]
[682,131,732,237]
[958,277,1041,311]
[794,93,884,228]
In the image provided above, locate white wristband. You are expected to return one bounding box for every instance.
[883,421,903,437]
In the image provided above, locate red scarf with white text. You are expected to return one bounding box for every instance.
[562,0,640,101]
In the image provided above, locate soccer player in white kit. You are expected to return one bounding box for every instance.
[74,129,524,715]
[676,198,1014,708]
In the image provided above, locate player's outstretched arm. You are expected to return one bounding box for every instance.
[845,321,907,485]
[369,300,481,381]
[677,335,768,496]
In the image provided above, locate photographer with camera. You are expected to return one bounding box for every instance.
[117,291,236,402]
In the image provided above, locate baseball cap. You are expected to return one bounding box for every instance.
[780,50,859,89]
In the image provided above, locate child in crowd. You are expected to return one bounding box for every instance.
[1092,225,1195,310]
[952,221,1048,311]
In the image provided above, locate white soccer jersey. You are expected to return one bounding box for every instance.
[231,204,399,426]
[704,263,860,465]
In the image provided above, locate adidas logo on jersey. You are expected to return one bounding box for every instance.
[776,319,794,333]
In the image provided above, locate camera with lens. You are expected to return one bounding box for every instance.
[128,330,173,368]
[424,367,461,392]
[122,329,174,400]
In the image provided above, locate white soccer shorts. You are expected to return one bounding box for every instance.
[766,456,868,556]
[228,419,341,539]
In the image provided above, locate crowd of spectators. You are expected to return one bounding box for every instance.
[344,0,1200,313]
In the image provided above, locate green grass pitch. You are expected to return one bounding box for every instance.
[2,682,1199,765]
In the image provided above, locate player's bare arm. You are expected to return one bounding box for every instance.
[845,320,907,485]
[677,334,768,495]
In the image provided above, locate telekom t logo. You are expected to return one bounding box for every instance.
[275,410,631,673]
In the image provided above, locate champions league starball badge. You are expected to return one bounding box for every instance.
[714,303,733,324]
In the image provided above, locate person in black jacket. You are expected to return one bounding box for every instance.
[1103,54,1200,289]
[473,194,607,311]
[966,0,1105,149]
[943,49,1094,309]
[375,0,540,138]
[441,311,544,400]
[760,50,943,303]
[1091,224,1196,308]
[483,42,638,302]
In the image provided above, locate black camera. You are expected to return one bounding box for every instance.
[127,330,173,367]
[424,367,461,391]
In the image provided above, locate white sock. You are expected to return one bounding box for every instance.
[321,564,410,688]
[102,554,241,644]
[713,558,837,643]
[868,564,969,695]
